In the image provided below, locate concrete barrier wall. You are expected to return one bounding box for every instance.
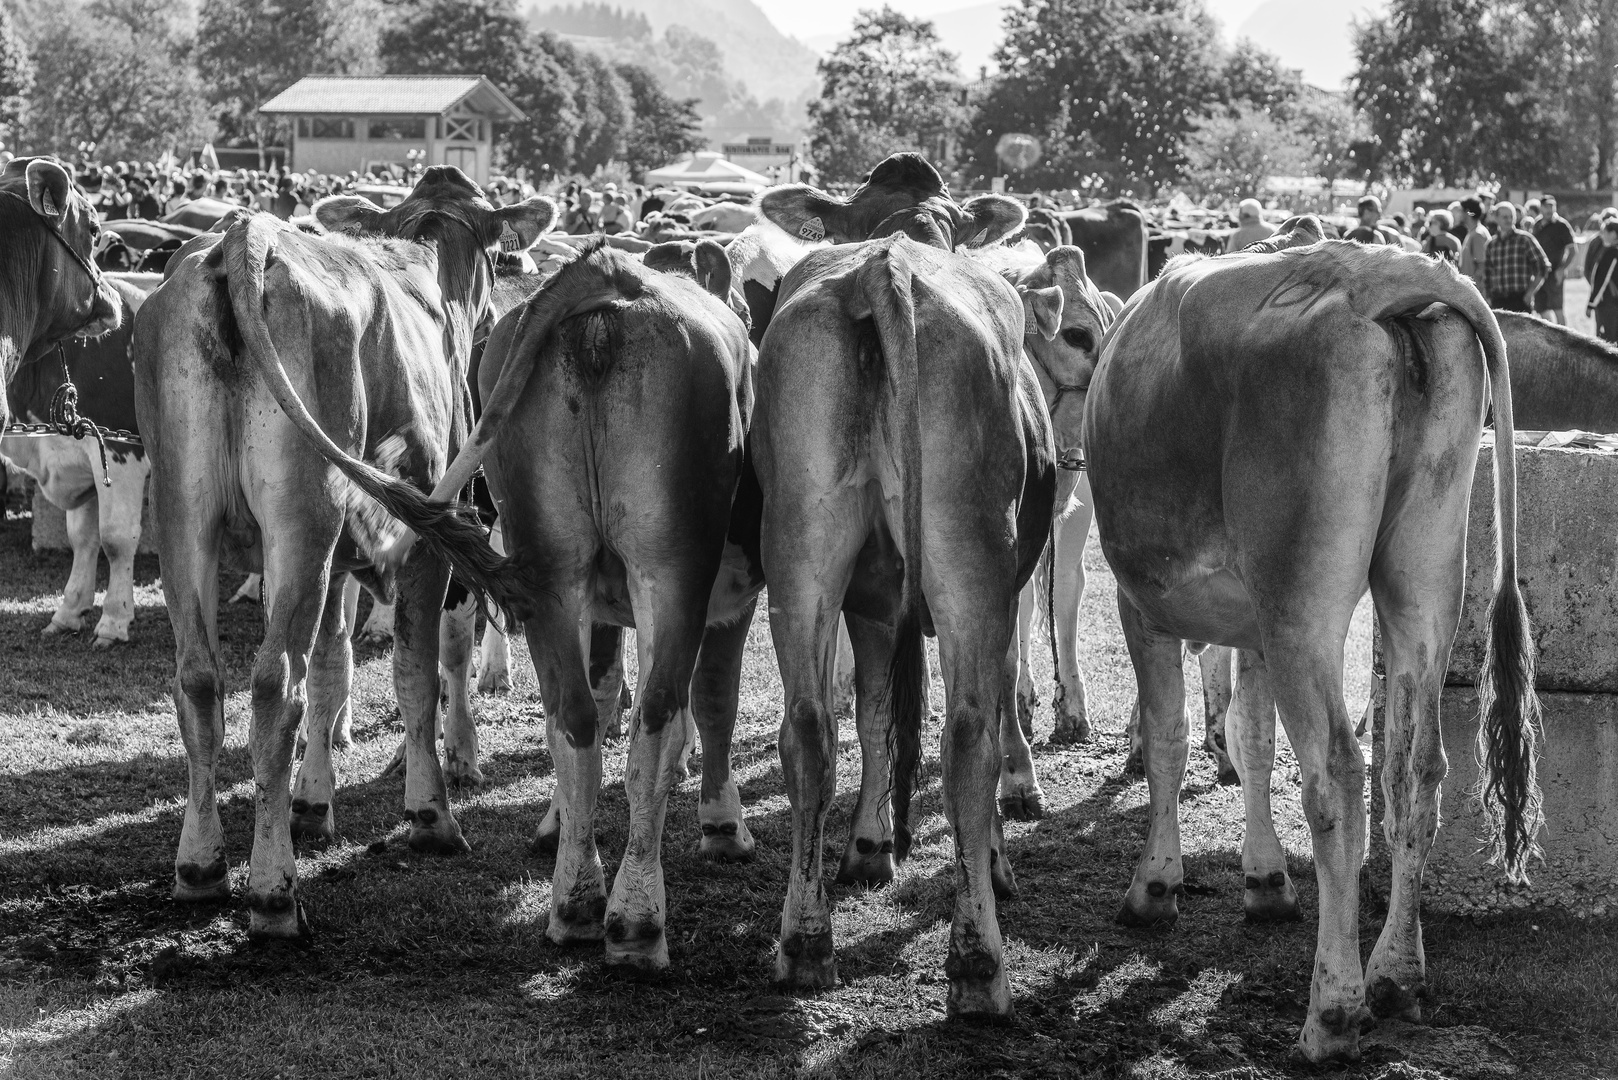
[1448,439,1618,693]
[1373,437,1618,913]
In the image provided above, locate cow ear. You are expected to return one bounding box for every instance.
[641,240,693,276]
[26,159,72,223]
[1099,290,1124,318]
[493,195,558,252]
[1019,284,1064,341]
[314,194,386,234]
[1045,245,1089,287]
[693,239,732,301]
[959,194,1028,248]
[758,184,845,244]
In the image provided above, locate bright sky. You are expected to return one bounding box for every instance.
[755,0,1273,45]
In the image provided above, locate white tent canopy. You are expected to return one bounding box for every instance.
[644,152,771,190]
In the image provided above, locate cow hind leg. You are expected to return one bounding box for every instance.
[1049,502,1093,743]
[440,583,483,787]
[244,530,339,939]
[1225,648,1298,921]
[692,600,758,863]
[603,558,712,970]
[291,574,351,842]
[473,521,512,694]
[90,455,148,647]
[1362,500,1468,1023]
[167,518,229,903]
[392,552,468,856]
[1197,645,1238,783]
[45,500,99,638]
[1116,590,1188,927]
[1014,573,1038,739]
[998,598,1044,826]
[836,610,899,886]
[831,616,856,719]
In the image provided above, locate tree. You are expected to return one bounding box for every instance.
[23,0,207,160]
[1518,0,1618,187]
[807,7,967,183]
[1352,0,1552,185]
[1182,104,1308,202]
[972,0,1222,194]
[196,0,379,150]
[561,45,632,173]
[381,0,587,174]
[1217,39,1303,122]
[0,6,31,147]
[615,62,703,173]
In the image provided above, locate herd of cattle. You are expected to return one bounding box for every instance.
[6,150,1608,1061]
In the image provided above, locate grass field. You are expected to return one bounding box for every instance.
[1,499,1615,1080]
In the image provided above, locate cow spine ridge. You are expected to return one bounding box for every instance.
[1349,251,1544,879]
[219,213,504,597]
[857,239,926,856]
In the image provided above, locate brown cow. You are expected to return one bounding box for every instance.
[1,156,122,432]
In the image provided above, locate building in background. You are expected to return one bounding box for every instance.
[260,75,523,186]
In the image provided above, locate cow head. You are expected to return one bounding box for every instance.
[315,167,558,359]
[759,153,1026,250]
[0,157,123,425]
[999,245,1112,444]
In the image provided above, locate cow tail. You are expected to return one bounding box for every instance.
[369,246,637,613]
[1459,286,1543,882]
[859,242,926,862]
[221,215,506,603]
[1357,255,1543,881]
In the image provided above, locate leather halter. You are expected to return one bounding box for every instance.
[0,188,105,296]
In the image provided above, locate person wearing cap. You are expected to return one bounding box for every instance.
[1456,197,1491,288]
[1483,201,1551,312]
[1530,194,1575,324]
[1224,198,1274,252]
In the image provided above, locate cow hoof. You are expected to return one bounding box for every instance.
[945,970,1013,1022]
[1297,1004,1374,1062]
[530,819,560,857]
[1366,975,1424,1022]
[775,932,837,989]
[1243,871,1300,922]
[41,619,80,639]
[605,914,669,970]
[1116,880,1180,928]
[474,668,510,694]
[245,891,308,941]
[893,820,914,864]
[1216,765,1241,787]
[172,859,230,902]
[1051,715,1091,744]
[998,786,1045,821]
[989,847,1018,901]
[547,897,606,946]
[289,800,335,843]
[405,809,470,855]
[699,821,756,863]
[1121,748,1144,777]
[444,759,485,788]
[835,838,895,886]
[91,634,122,650]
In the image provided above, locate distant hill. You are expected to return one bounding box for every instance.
[606,0,819,108]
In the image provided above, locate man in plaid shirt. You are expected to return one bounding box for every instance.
[1483,201,1551,312]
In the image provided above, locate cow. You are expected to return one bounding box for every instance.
[132,167,555,938]
[3,274,160,645]
[750,159,1053,1017]
[965,245,1114,776]
[1086,241,1541,1061]
[2,156,123,434]
[353,237,755,969]
[1059,200,1149,298]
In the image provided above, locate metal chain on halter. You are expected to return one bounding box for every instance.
[2,343,139,487]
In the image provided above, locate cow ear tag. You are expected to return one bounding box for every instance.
[499,221,521,253]
[799,216,825,242]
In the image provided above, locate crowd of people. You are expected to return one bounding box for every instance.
[1229,191,1618,340]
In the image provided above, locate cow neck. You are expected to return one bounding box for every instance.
[0,190,106,381]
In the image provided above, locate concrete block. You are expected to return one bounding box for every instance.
[1415,686,1618,917]
[30,486,158,556]
[1449,438,1618,693]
